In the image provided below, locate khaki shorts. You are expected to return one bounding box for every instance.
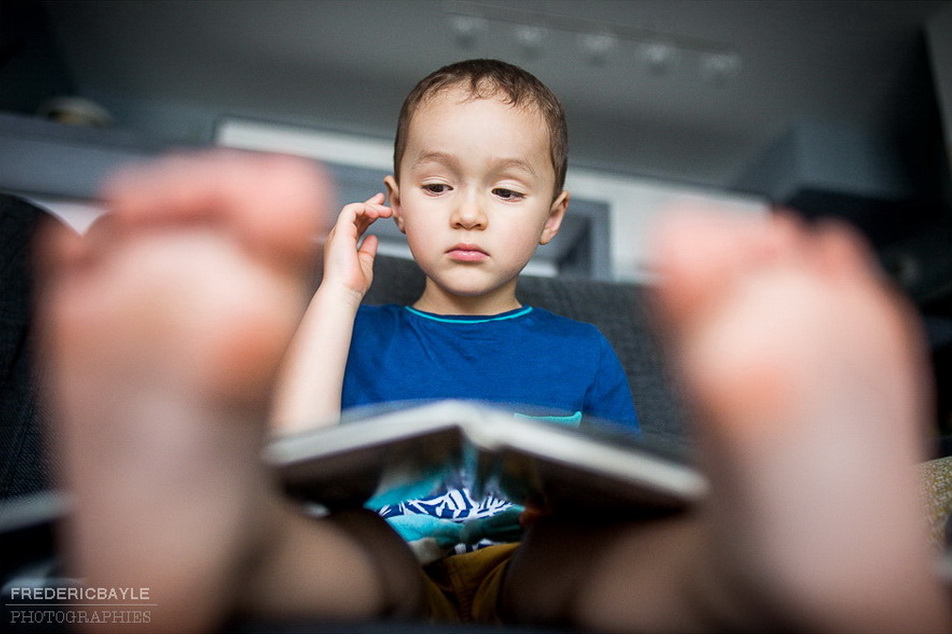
[420,543,519,623]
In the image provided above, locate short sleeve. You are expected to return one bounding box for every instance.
[584,333,639,431]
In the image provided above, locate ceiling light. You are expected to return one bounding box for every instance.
[442,1,741,83]
[448,14,488,49]
[700,51,742,85]
[640,40,678,75]
[578,31,617,66]
[513,24,546,59]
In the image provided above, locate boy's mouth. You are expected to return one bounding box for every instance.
[447,243,488,262]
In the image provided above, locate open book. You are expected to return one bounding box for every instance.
[267,400,707,514]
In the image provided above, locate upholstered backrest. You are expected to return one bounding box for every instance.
[0,195,57,500]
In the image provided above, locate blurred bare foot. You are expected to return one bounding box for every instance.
[37,152,328,632]
[652,210,950,632]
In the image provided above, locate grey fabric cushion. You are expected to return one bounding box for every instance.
[363,255,690,455]
[1,194,58,500]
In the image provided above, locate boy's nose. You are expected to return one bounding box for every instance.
[451,194,487,230]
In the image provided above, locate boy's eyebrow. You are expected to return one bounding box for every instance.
[492,157,538,177]
[411,151,462,169]
[412,152,538,177]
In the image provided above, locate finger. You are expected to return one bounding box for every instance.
[357,233,379,260]
[354,210,382,236]
[356,234,379,283]
[338,201,388,228]
[365,193,393,218]
[352,205,392,237]
[338,193,385,216]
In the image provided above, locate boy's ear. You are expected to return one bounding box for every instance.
[539,190,569,245]
[384,176,406,234]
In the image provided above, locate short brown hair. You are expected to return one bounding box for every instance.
[393,59,568,197]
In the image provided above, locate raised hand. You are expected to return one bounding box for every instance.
[272,194,394,431]
[320,193,393,301]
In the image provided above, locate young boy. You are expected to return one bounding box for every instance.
[34,88,951,633]
[271,59,638,562]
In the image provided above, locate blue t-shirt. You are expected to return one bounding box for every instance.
[343,305,638,427]
[342,304,638,558]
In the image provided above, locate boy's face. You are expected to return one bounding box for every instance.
[385,87,568,313]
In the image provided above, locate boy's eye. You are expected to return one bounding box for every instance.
[422,184,450,194]
[493,188,525,201]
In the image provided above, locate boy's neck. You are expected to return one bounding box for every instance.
[412,280,522,316]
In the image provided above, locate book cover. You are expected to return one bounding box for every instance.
[266,400,707,515]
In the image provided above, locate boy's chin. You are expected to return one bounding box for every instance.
[437,274,512,296]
